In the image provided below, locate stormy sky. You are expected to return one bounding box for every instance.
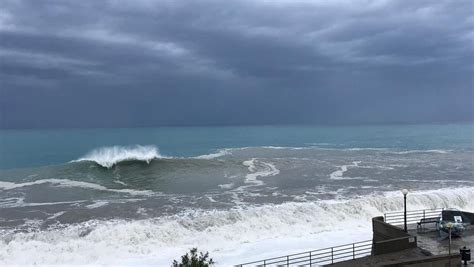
[0,0,473,128]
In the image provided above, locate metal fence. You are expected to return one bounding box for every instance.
[384,208,444,225]
[236,240,372,266]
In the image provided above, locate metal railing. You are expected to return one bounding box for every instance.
[384,208,444,225]
[236,240,372,266]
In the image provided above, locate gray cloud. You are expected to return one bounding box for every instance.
[0,0,473,128]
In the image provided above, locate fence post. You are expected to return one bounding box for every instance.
[263,260,266,267]
[353,243,355,259]
[331,247,334,264]
[423,210,425,220]
[309,251,312,266]
[287,255,289,266]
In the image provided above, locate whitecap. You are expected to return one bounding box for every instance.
[86,201,109,209]
[218,183,235,189]
[72,145,163,168]
[194,149,232,159]
[0,179,153,196]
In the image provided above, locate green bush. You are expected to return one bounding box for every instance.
[171,248,215,267]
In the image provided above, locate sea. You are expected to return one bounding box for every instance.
[0,124,473,266]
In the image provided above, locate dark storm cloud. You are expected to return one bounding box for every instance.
[0,0,473,128]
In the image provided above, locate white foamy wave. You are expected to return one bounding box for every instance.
[243,158,280,186]
[260,146,310,150]
[329,161,362,180]
[194,149,232,159]
[73,145,163,168]
[328,147,451,154]
[347,148,388,151]
[0,187,472,266]
[0,179,153,196]
[218,183,235,189]
[0,199,88,208]
[85,201,109,209]
[46,211,67,220]
[388,149,450,154]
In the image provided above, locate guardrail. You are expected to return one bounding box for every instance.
[236,240,372,266]
[384,208,444,225]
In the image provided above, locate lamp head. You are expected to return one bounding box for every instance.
[401,189,408,196]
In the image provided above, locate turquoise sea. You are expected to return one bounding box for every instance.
[1,123,472,169]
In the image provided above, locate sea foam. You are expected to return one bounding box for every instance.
[329,161,362,180]
[242,158,280,186]
[0,186,472,266]
[73,145,162,168]
[0,178,153,196]
[194,149,232,159]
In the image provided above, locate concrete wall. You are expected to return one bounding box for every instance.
[461,211,474,225]
[372,216,417,255]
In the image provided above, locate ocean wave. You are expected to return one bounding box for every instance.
[329,161,363,180]
[71,146,235,169]
[85,201,109,209]
[387,149,450,154]
[242,158,280,186]
[0,198,88,208]
[259,146,311,150]
[0,179,153,196]
[194,149,232,159]
[343,148,450,154]
[72,145,163,168]
[69,145,455,169]
[225,146,453,154]
[346,148,390,151]
[0,187,472,265]
[218,183,234,189]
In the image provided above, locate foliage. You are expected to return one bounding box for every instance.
[172,248,215,267]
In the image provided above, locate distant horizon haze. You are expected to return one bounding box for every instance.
[0,119,473,130]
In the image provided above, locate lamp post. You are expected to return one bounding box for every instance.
[446,222,454,255]
[402,189,408,232]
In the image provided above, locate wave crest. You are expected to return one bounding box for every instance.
[0,178,153,196]
[74,145,162,168]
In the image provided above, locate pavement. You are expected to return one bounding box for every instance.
[411,224,474,256]
[330,223,474,266]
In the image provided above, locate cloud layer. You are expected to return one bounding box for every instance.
[1,0,473,128]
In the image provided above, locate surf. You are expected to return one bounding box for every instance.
[1,186,472,266]
[0,178,154,196]
[72,145,163,168]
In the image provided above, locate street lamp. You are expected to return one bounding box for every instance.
[446,222,454,255]
[402,189,408,232]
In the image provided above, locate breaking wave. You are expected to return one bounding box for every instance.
[71,146,237,168]
[0,179,153,196]
[72,145,163,168]
[0,187,472,265]
[69,145,454,169]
